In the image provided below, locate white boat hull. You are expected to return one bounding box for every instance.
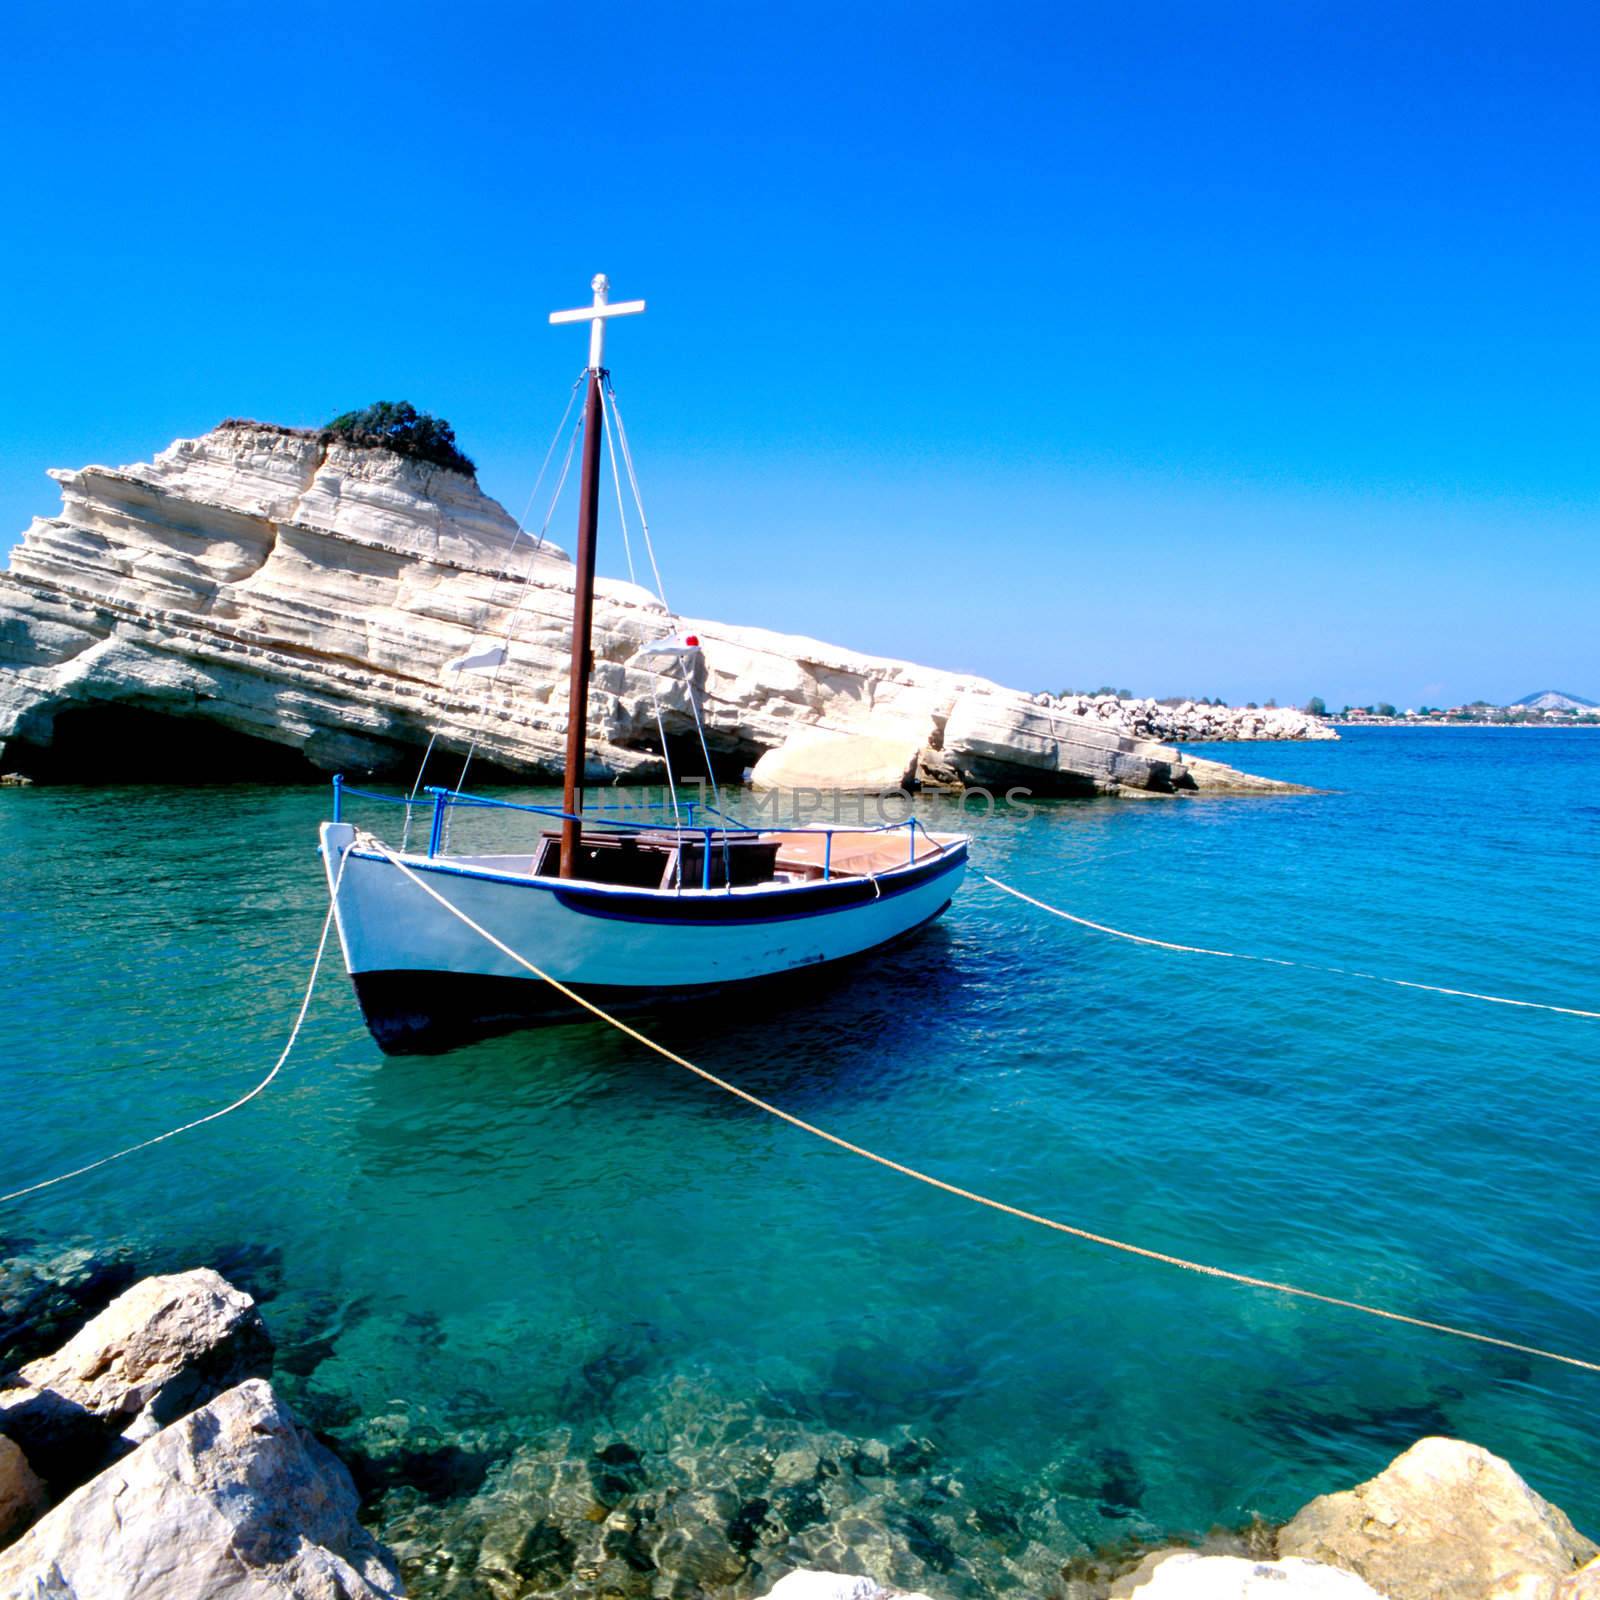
[320,822,968,1051]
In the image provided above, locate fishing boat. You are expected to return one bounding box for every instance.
[320,276,969,1052]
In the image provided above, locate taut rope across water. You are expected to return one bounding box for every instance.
[982,874,1600,1020]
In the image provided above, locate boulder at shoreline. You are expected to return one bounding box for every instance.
[0,1266,271,1488]
[750,729,924,795]
[1278,1436,1598,1600]
[0,1378,401,1599]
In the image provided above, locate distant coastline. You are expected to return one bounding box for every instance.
[1323,690,1597,729]
[1327,716,1600,729]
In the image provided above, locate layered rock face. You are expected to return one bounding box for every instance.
[0,424,1301,796]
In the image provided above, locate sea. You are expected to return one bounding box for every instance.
[3,726,1597,1594]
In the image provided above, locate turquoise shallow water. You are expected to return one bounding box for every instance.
[3,727,1599,1581]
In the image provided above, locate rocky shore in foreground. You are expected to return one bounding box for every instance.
[1,1261,1594,1600]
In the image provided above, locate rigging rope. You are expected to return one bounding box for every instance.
[604,378,672,611]
[983,875,1600,1020]
[0,851,351,1206]
[605,379,727,820]
[365,837,1600,1376]
[599,383,681,824]
[602,377,729,849]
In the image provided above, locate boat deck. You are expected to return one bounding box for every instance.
[765,829,961,879]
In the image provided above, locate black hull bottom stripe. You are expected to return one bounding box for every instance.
[350,900,954,1054]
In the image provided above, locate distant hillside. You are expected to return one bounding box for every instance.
[1512,689,1597,712]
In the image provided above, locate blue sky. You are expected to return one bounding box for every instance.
[4,2,1597,708]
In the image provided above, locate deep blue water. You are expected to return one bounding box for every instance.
[3,727,1598,1577]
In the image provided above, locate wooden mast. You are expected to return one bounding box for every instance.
[548,275,646,879]
[559,371,603,878]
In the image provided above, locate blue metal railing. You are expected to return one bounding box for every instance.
[327,776,947,876]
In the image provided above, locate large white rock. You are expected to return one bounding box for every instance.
[750,728,923,794]
[0,1378,400,1598]
[0,1267,270,1484]
[0,423,1305,797]
[1119,1553,1387,1600]
[1278,1437,1597,1600]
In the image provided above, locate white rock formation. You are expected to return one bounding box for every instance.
[0,1378,401,1598]
[0,423,1304,797]
[750,729,923,793]
[1118,1553,1388,1600]
[1278,1437,1597,1600]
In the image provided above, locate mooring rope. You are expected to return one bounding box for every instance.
[366,838,1600,1376]
[0,853,350,1206]
[983,875,1600,1020]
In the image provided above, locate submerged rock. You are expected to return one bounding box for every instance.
[0,1266,271,1486]
[0,422,1303,796]
[366,1369,1165,1600]
[0,1378,401,1598]
[1278,1437,1597,1600]
[0,1238,139,1372]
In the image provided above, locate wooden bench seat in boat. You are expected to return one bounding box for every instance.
[530,830,781,890]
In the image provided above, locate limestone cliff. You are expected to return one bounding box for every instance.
[0,423,1302,796]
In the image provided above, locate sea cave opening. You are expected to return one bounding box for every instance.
[652,729,761,787]
[12,705,328,785]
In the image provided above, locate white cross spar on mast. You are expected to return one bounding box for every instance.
[548,273,645,371]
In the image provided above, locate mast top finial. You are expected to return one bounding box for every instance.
[550,275,646,371]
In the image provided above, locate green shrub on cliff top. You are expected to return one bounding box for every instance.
[323,401,475,475]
